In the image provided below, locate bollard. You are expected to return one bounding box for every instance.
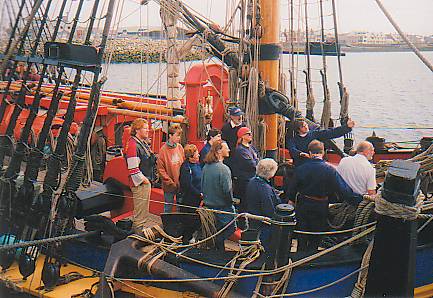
[266,203,296,269]
[365,160,421,297]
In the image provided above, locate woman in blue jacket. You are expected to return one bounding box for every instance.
[179,144,203,244]
[179,144,203,212]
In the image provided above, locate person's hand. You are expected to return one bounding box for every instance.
[299,152,310,159]
[347,118,355,128]
[363,194,376,202]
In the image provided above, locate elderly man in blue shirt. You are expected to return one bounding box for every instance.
[288,140,362,253]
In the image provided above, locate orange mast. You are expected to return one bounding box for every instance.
[258,0,280,158]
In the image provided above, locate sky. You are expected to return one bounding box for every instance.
[1,0,432,36]
[111,0,433,35]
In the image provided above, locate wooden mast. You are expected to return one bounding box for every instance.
[161,0,182,109]
[258,0,280,158]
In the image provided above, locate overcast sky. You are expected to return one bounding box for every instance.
[109,0,433,35]
[2,0,431,35]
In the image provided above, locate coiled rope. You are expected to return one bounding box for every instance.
[350,190,425,297]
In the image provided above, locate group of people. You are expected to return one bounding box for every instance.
[4,61,41,82]
[125,106,377,253]
[286,118,376,252]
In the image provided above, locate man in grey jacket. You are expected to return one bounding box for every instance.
[201,140,236,250]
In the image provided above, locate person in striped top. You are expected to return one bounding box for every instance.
[126,118,156,232]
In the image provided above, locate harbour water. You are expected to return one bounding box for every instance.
[102,52,433,146]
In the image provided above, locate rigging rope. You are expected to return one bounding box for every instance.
[318,0,331,129]
[0,231,97,251]
[374,0,433,73]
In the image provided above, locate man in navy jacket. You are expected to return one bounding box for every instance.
[288,140,362,252]
[286,118,355,166]
[221,106,246,168]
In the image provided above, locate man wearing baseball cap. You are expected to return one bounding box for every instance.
[221,106,246,168]
[232,126,258,212]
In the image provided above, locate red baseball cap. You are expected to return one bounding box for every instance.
[237,127,251,138]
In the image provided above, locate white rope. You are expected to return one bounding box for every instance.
[255,266,368,297]
[374,192,422,221]
[113,226,376,282]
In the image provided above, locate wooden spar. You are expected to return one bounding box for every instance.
[62,92,174,115]
[160,0,182,109]
[116,101,174,115]
[0,84,176,115]
[258,0,280,158]
[304,0,315,121]
[55,90,174,115]
[289,0,298,109]
[107,108,184,123]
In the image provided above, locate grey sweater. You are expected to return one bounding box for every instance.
[202,161,233,209]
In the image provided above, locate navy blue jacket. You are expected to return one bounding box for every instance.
[288,158,362,206]
[246,176,281,222]
[179,161,202,207]
[221,121,246,157]
[232,144,259,181]
[286,125,352,166]
[246,176,281,251]
[199,142,211,166]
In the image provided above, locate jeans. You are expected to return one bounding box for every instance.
[164,191,177,213]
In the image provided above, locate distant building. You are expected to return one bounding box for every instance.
[117,26,188,40]
[338,33,358,46]
[280,28,335,44]
[424,35,433,45]
[349,31,395,45]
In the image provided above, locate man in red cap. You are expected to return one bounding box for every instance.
[232,126,259,212]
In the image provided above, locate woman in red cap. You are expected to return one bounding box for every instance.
[232,126,259,212]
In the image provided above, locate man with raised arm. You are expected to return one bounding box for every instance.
[286,118,355,166]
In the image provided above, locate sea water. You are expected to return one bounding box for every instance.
[101,52,433,146]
